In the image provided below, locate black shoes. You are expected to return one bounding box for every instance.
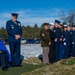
[2,67,7,71]
[11,64,22,67]
[15,64,22,67]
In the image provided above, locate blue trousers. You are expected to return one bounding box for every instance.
[9,41,21,66]
[72,44,75,57]
[63,45,69,59]
[59,43,64,60]
[55,42,60,61]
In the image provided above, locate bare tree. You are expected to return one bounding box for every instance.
[59,10,75,27]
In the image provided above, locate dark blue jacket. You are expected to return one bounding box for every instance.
[63,30,70,45]
[0,40,11,62]
[71,30,75,44]
[6,20,22,42]
[53,27,62,42]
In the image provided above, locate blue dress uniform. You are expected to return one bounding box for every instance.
[59,36,64,60]
[54,20,62,61]
[68,30,72,57]
[54,27,62,61]
[63,26,70,59]
[0,35,11,71]
[6,13,22,66]
[71,25,75,57]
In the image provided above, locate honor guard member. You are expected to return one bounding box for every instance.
[40,23,51,65]
[54,20,62,61]
[71,25,75,57]
[62,25,70,60]
[67,26,72,58]
[6,13,22,67]
[48,23,56,63]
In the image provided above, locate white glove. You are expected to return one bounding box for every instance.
[64,42,66,46]
[63,38,65,41]
[72,42,74,44]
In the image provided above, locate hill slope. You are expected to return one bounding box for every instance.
[23,58,75,75]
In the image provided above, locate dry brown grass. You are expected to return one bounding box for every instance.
[23,57,42,65]
[22,58,75,75]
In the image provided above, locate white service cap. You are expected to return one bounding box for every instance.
[50,23,54,26]
[63,25,67,27]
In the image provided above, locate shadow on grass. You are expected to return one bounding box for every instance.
[0,63,43,75]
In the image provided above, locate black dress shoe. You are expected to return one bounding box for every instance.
[11,64,22,67]
[11,65,15,67]
[11,65,16,67]
[2,67,7,71]
[16,65,22,67]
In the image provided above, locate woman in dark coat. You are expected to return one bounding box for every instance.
[48,23,56,63]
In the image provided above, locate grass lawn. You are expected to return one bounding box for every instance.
[0,63,43,75]
[2,57,75,75]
